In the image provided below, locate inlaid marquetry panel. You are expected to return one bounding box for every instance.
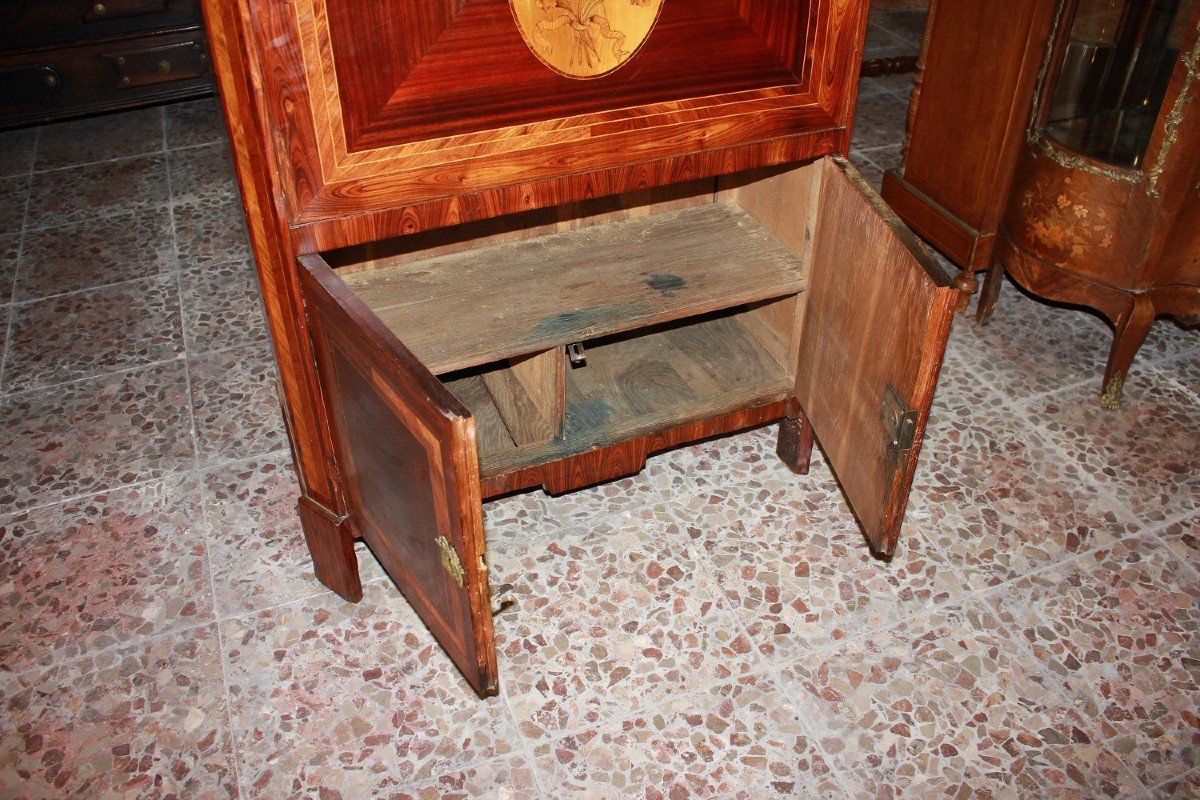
[243,0,866,238]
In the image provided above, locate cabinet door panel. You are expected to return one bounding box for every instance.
[299,254,498,697]
[797,158,956,556]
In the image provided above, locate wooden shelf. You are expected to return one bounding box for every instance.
[444,309,795,479]
[342,203,807,374]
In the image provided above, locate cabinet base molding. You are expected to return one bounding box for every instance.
[481,398,800,498]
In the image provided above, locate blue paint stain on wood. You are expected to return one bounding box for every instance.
[647,274,685,296]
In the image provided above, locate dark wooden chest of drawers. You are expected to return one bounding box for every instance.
[1,0,213,127]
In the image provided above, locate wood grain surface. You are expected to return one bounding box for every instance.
[341,203,807,373]
[796,158,955,556]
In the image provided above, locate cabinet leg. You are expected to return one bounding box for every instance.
[297,494,363,602]
[777,413,815,475]
[953,269,979,313]
[975,259,1004,325]
[1100,295,1155,410]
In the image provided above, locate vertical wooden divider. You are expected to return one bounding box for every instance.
[481,347,567,446]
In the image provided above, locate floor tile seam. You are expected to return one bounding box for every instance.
[1129,766,1200,800]
[848,142,901,157]
[716,604,870,800]
[197,450,250,800]
[496,670,555,799]
[1143,510,1200,584]
[0,445,291,523]
[968,587,1156,796]
[2,613,223,684]
[184,336,276,369]
[7,266,182,307]
[166,138,230,155]
[1144,357,1200,407]
[0,350,188,403]
[1004,380,1148,506]
[777,582,1148,798]
[0,170,35,394]
[23,199,173,235]
[392,751,552,799]
[17,202,175,245]
[162,147,207,478]
[29,143,170,177]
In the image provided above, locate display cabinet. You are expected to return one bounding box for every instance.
[202,0,956,695]
[995,0,1199,407]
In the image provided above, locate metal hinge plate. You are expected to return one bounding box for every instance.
[435,535,465,588]
[881,382,919,455]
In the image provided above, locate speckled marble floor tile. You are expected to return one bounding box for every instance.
[850,91,910,153]
[1155,350,1200,401]
[0,360,195,512]
[531,674,846,799]
[488,518,760,739]
[863,21,908,59]
[201,452,384,619]
[1147,769,1200,798]
[1156,512,1200,571]
[0,127,36,178]
[949,285,1115,400]
[189,342,287,464]
[911,398,1141,589]
[871,9,929,47]
[180,259,268,354]
[850,155,885,192]
[0,174,30,235]
[0,473,211,674]
[15,207,177,301]
[632,451,966,660]
[25,154,169,230]
[32,107,164,171]
[779,601,1143,799]
[221,580,521,798]
[165,98,230,150]
[393,753,542,800]
[1136,317,1199,364]
[1020,367,1200,525]
[172,194,253,269]
[2,273,183,394]
[986,536,1200,791]
[0,624,237,799]
[168,143,238,203]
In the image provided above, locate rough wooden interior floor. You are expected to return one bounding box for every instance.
[1,1,1198,797]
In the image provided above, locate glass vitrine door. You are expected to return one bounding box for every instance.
[1041,0,1197,168]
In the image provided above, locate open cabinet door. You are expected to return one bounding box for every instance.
[298,255,498,697]
[797,158,957,557]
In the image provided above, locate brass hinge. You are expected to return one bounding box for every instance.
[435,535,465,588]
[881,382,919,456]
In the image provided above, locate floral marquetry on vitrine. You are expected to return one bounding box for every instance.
[200,0,957,695]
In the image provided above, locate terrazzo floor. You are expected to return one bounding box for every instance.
[1,4,1198,798]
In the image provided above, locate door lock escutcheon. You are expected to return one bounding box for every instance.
[881,382,918,455]
[435,535,465,588]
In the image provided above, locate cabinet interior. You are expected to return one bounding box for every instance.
[323,160,823,479]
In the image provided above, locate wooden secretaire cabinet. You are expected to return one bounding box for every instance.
[202,0,957,696]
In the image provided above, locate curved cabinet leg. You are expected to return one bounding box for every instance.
[975,258,1004,325]
[297,494,363,602]
[1100,295,1155,410]
[776,412,814,475]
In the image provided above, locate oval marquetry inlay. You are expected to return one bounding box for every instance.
[509,0,665,79]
